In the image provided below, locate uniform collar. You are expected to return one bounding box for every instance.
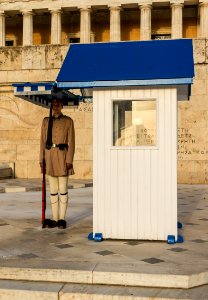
[53,113,63,120]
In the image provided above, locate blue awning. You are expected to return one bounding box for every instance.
[56,39,194,89]
[13,82,80,108]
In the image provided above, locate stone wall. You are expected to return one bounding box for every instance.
[177,39,208,184]
[0,39,207,182]
[0,45,93,179]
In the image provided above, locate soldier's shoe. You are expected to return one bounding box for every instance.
[49,220,58,228]
[43,219,57,228]
[57,219,67,229]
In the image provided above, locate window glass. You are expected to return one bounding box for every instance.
[113,100,157,146]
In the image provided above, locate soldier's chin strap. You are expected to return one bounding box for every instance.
[46,102,53,149]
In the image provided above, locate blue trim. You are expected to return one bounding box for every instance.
[16,86,24,92]
[13,82,54,87]
[57,78,193,89]
[31,86,38,91]
[45,85,52,91]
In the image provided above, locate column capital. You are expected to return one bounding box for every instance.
[138,3,152,9]
[199,1,208,7]
[49,8,62,14]
[108,5,122,10]
[0,11,5,16]
[170,1,184,8]
[21,10,33,16]
[79,6,91,12]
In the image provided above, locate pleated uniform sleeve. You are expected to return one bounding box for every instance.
[39,117,48,163]
[66,118,75,164]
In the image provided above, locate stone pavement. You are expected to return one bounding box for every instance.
[0,181,207,299]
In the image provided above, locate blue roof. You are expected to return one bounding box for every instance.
[56,39,194,88]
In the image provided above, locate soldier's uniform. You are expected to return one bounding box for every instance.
[40,112,75,228]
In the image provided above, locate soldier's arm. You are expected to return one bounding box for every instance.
[66,118,75,165]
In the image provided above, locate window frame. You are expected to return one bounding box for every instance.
[111,97,159,150]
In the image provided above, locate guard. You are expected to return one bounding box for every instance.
[39,97,75,229]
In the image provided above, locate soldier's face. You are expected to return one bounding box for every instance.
[52,99,63,115]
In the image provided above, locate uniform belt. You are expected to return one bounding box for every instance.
[48,143,68,150]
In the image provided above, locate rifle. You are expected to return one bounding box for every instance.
[42,159,46,228]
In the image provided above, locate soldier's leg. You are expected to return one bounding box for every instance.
[48,175,59,222]
[58,176,68,221]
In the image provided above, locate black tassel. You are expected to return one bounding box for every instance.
[46,103,53,149]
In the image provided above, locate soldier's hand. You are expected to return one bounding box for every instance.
[40,162,44,173]
[66,163,73,170]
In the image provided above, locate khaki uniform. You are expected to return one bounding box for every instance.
[40,113,75,177]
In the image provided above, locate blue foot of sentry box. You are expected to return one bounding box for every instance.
[167,234,184,244]
[177,234,184,243]
[94,233,103,242]
[88,232,103,242]
[88,232,94,240]
[167,235,176,244]
[177,221,183,229]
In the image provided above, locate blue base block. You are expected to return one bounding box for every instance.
[88,232,94,240]
[177,221,183,229]
[88,232,103,242]
[94,233,103,242]
[167,235,176,244]
[177,234,184,243]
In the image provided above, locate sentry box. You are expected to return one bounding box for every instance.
[14,39,195,242]
[56,39,194,242]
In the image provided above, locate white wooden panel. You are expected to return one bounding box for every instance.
[131,150,139,239]
[110,150,118,239]
[150,149,159,239]
[136,150,145,239]
[93,86,178,241]
[156,88,164,239]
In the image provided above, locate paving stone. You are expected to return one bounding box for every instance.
[168,247,187,252]
[95,250,115,256]
[141,258,164,264]
[191,239,208,243]
[56,244,74,249]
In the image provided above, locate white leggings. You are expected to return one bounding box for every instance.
[48,175,68,221]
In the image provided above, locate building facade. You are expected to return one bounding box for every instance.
[0,0,207,183]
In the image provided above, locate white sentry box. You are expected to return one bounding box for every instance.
[93,86,178,241]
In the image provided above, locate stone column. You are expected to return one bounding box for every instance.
[109,5,121,42]
[199,1,208,38]
[22,10,33,46]
[171,2,184,39]
[139,4,152,40]
[0,11,5,47]
[79,6,91,44]
[50,9,62,44]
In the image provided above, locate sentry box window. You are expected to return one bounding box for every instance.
[113,99,157,147]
